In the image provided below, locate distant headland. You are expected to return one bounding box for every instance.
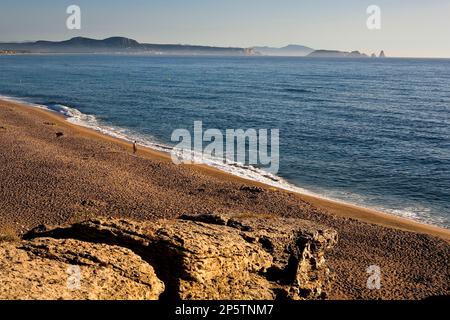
[0,36,386,58]
[0,37,258,56]
[307,49,386,58]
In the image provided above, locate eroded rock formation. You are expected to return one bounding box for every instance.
[0,238,164,299]
[0,214,337,300]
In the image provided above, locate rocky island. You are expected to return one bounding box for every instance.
[307,50,369,58]
[307,49,387,59]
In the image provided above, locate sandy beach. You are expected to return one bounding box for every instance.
[0,98,449,300]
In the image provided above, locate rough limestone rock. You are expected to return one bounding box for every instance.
[181,213,338,299]
[0,238,164,300]
[2,214,337,300]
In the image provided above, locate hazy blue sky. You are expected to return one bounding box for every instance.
[1,0,449,57]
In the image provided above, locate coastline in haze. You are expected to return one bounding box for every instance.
[0,36,387,58]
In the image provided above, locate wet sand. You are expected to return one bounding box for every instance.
[0,98,449,299]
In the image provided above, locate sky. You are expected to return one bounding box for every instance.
[1,0,450,58]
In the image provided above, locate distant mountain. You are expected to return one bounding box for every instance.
[0,37,257,56]
[254,44,314,56]
[307,50,369,58]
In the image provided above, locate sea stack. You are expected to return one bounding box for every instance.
[379,50,386,58]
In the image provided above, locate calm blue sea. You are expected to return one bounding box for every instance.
[1,55,449,228]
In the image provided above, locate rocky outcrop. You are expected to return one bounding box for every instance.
[1,214,337,300]
[0,50,18,55]
[0,238,164,300]
[180,213,337,299]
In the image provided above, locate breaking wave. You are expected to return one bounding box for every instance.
[0,94,448,229]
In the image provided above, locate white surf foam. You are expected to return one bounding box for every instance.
[44,103,316,194]
[305,187,449,228]
[1,94,447,229]
[0,94,44,107]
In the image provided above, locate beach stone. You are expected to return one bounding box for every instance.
[0,238,164,300]
[21,215,337,300]
[240,186,265,193]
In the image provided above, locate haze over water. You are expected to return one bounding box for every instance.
[1,55,449,228]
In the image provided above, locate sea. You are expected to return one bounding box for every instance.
[1,54,449,228]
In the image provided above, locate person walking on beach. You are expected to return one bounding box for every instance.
[133,141,137,154]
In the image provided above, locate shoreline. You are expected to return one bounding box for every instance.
[1,97,449,300]
[2,98,449,241]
